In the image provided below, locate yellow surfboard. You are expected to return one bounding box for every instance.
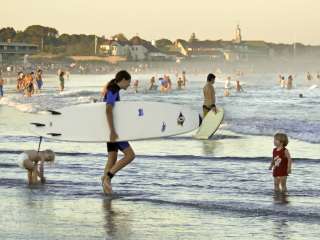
[194,108,224,139]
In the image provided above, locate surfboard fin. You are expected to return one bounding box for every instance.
[47,110,62,115]
[47,133,62,137]
[30,122,46,127]
[199,114,203,126]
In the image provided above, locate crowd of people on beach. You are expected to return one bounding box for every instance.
[278,74,294,89]
[0,68,69,98]
[15,69,294,198]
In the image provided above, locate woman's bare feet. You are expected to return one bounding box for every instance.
[101,175,112,195]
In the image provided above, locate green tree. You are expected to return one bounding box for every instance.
[112,33,128,42]
[0,27,16,42]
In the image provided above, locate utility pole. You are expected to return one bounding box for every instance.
[94,35,98,55]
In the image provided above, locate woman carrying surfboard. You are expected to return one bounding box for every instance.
[102,70,136,195]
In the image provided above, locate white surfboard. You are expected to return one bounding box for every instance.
[194,108,224,139]
[309,84,318,90]
[29,101,200,142]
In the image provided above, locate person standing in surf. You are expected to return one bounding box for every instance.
[0,72,5,98]
[269,133,292,193]
[59,71,65,92]
[35,69,44,93]
[102,70,135,195]
[203,73,217,118]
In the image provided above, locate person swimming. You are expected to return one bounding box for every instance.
[148,76,158,91]
[224,76,231,97]
[286,75,293,89]
[59,71,65,92]
[159,75,171,92]
[0,73,4,98]
[133,80,139,93]
[25,72,35,97]
[177,77,183,90]
[182,71,187,88]
[35,69,43,93]
[18,149,55,184]
[280,76,286,88]
[306,72,313,81]
[235,80,244,92]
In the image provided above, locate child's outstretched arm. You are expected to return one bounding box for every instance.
[269,158,275,170]
[285,149,292,174]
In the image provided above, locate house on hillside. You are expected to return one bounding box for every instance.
[100,39,130,57]
[100,36,173,61]
[174,39,225,60]
[129,36,149,61]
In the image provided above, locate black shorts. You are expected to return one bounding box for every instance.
[107,141,130,152]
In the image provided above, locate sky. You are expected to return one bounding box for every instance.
[1,0,320,45]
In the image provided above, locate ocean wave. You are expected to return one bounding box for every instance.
[224,117,320,144]
[1,149,319,162]
[0,91,98,113]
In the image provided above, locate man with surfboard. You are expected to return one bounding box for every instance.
[102,70,136,195]
[203,73,217,117]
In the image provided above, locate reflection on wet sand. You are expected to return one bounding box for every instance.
[273,192,290,205]
[102,198,132,239]
[201,140,221,155]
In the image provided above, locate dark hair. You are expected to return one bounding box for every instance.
[59,71,65,77]
[207,73,216,82]
[107,70,131,90]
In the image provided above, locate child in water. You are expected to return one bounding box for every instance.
[18,149,55,184]
[269,133,292,193]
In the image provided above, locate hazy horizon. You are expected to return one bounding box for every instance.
[2,0,320,45]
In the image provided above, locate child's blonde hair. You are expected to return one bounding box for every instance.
[43,149,55,162]
[274,133,289,147]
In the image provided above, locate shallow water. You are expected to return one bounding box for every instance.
[0,73,320,239]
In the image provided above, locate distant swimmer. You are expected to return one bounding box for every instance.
[159,75,171,92]
[224,76,231,97]
[306,72,313,81]
[299,93,304,98]
[18,149,55,185]
[286,75,293,89]
[278,74,283,85]
[25,72,35,97]
[133,80,139,93]
[59,71,65,92]
[235,80,244,92]
[269,133,292,193]
[166,75,172,91]
[16,72,25,92]
[203,73,217,117]
[148,76,158,91]
[182,71,187,88]
[35,69,43,93]
[177,77,183,90]
[280,76,286,88]
[0,73,4,98]
[317,72,320,80]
